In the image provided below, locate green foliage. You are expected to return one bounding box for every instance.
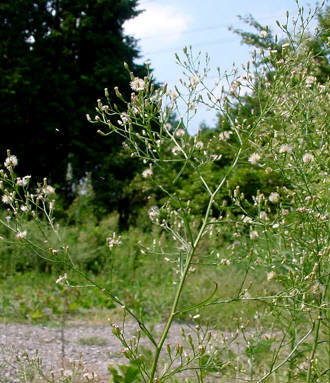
[0,0,147,225]
[108,361,142,383]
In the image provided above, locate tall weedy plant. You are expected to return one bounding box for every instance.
[0,2,328,382]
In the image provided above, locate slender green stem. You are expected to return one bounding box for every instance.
[257,329,313,383]
[148,246,196,382]
[149,180,216,381]
[306,313,321,383]
[148,147,242,381]
[307,275,329,382]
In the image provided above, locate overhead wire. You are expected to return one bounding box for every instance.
[141,23,231,41]
[144,37,238,55]
[129,13,280,56]
[131,13,277,41]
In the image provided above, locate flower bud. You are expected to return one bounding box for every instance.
[176,344,183,355]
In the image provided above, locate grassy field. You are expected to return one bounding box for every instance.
[0,235,270,331]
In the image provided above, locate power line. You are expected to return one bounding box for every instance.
[144,37,237,55]
[132,12,286,56]
[141,23,229,41]
[138,0,157,4]
[131,13,278,41]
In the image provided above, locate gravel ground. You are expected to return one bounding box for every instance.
[0,322,198,382]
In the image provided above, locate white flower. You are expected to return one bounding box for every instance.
[16,176,31,187]
[175,128,185,137]
[267,271,276,281]
[248,153,261,165]
[302,153,315,164]
[259,30,268,38]
[249,230,259,240]
[259,211,269,221]
[279,144,293,154]
[172,146,181,156]
[106,232,122,249]
[189,76,200,88]
[219,131,232,141]
[20,205,28,213]
[142,168,153,178]
[242,215,253,224]
[169,90,179,100]
[269,192,280,203]
[1,195,11,204]
[221,258,231,266]
[23,176,31,185]
[56,273,68,284]
[16,230,27,240]
[43,185,55,195]
[4,155,18,169]
[130,77,146,91]
[148,206,159,221]
[120,113,129,124]
[230,80,240,94]
[195,141,204,150]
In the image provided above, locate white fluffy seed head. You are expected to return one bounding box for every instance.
[248,153,261,165]
[302,153,315,164]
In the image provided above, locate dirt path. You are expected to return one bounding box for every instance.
[0,322,194,382]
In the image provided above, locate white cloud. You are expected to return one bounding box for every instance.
[124,3,191,44]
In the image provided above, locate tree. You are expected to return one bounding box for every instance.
[0,0,147,225]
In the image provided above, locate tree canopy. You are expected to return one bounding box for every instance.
[0,0,147,224]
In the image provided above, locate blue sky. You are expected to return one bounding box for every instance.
[124,0,320,133]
